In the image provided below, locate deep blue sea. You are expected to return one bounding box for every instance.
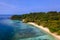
[0,16,56,40]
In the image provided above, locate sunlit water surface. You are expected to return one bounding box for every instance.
[0,19,56,40]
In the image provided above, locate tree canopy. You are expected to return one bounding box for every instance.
[11,11,60,35]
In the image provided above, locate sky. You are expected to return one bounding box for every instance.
[0,0,60,15]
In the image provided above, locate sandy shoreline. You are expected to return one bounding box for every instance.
[28,22,60,40]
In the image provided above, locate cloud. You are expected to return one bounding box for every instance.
[0,2,18,11]
[0,2,20,15]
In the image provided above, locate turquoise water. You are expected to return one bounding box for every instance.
[0,19,56,40]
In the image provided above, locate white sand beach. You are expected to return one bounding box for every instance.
[28,22,60,40]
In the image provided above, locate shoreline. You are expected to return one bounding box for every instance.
[28,22,60,40]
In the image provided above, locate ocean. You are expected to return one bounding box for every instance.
[0,16,56,40]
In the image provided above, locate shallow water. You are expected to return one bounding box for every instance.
[0,19,56,40]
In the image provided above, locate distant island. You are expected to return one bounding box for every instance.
[11,11,60,35]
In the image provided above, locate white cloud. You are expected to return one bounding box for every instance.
[0,2,19,14]
[0,2,19,11]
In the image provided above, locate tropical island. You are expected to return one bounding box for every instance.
[11,11,60,40]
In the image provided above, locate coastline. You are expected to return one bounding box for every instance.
[28,22,60,40]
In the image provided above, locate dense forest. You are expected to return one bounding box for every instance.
[11,11,60,35]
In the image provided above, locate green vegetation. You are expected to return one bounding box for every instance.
[11,11,60,35]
